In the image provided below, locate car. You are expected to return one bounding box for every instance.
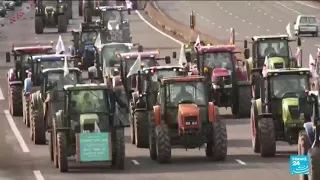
[0,3,7,17]
[294,15,318,37]
[3,1,15,10]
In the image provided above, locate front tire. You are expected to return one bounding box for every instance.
[135,111,149,148]
[149,112,157,160]
[57,132,68,172]
[155,123,171,164]
[259,118,276,157]
[112,129,125,170]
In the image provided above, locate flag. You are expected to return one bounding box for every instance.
[262,56,268,77]
[94,33,101,48]
[229,28,235,45]
[317,46,320,57]
[178,44,187,66]
[309,54,317,79]
[286,23,292,38]
[63,56,69,77]
[194,35,201,51]
[55,35,65,54]
[295,47,302,67]
[127,55,141,78]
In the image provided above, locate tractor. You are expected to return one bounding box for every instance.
[250,68,312,157]
[98,6,131,43]
[78,0,100,22]
[191,44,251,117]
[129,65,184,148]
[298,92,320,180]
[6,44,53,116]
[51,84,127,172]
[29,68,82,145]
[150,76,227,163]
[34,0,70,34]
[70,22,101,70]
[244,35,302,100]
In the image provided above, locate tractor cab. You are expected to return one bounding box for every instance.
[98,6,131,43]
[244,35,302,100]
[251,68,312,156]
[183,41,206,64]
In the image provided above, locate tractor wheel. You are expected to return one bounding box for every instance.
[53,118,59,168]
[57,132,68,172]
[112,128,125,170]
[259,118,276,157]
[29,102,34,141]
[236,83,251,118]
[130,102,135,144]
[9,85,23,116]
[298,131,310,180]
[308,147,320,180]
[84,8,92,22]
[58,15,67,33]
[155,122,171,164]
[35,16,43,34]
[251,103,260,153]
[49,132,54,162]
[148,112,157,160]
[135,111,149,148]
[78,0,83,16]
[251,73,261,100]
[206,107,227,161]
[24,100,30,127]
[33,110,46,145]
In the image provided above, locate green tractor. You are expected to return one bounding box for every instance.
[30,68,82,145]
[51,84,127,172]
[150,76,227,163]
[251,68,312,157]
[130,65,184,148]
[244,35,302,99]
[298,92,320,180]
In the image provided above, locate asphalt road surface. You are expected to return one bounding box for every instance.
[156,0,320,68]
[0,1,298,180]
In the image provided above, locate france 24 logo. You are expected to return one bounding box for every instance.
[290,155,309,175]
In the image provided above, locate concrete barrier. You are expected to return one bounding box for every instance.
[143,1,244,59]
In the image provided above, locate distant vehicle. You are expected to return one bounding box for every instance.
[294,15,318,37]
[0,3,7,17]
[13,0,23,6]
[3,1,15,10]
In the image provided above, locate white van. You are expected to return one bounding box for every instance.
[294,15,318,36]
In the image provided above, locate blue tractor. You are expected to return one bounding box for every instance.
[70,22,100,70]
[298,92,320,180]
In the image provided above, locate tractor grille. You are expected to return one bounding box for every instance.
[184,116,198,125]
[273,62,284,69]
[288,106,300,119]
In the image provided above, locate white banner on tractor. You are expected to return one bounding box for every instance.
[229,28,235,45]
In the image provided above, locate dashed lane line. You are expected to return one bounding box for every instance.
[295,1,320,9]
[235,159,246,165]
[4,110,29,153]
[33,170,45,180]
[131,160,140,165]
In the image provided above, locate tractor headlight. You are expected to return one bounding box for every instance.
[115,24,119,30]
[108,22,112,30]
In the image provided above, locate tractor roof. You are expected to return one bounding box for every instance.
[143,65,183,71]
[64,84,109,91]
[252,35,289,41]
[199,44,236,53]
[101,42,133,49]
[13,46,53,54]
[32,54,71,61]
[99,6,125,11]
[42,67,80,74]
[119,51,159,60]
[266,68,310,75]
[161,75,206,84]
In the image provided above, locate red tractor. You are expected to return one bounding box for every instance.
[6,44,53,116]
[189,44,251,117]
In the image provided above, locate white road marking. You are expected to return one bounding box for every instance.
[211,22,215,25]
[131,160,140,165]
[235,159,246,165]
[33,170,45,180]
[218,26,222,28]
[295,1,320,9]
[0,88,4,100]
[235,16,239,19]
[220,7,223,9]
[279,19,282,22]
[258,9,261,12]
[4,110,29,153]
[249,22,252,25]
[271,16,274,19]
[253,7,255,9]
[200,16,204,19]
[226,29,229,32]
[257,26,260,28]
[135,10,183,45]
[275,1,301,14]
[206,19,209,22]
[242,19,246,22]
[264,13,267,15]
[266,29,270,31]
[224,10,228,12]
[229,13,232,15]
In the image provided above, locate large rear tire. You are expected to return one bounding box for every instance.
[57,15,67,33]
[35,16,43,34]
[33,110,46,145]
[259,118,276,157]
[135,111,149,148]
[129,102,135,144]
[23,99,30,127]
[251,103,260,153]
[112,129,125,170]
[9,85,23,116]
[236,82,251,118]
[155,123,171,164]
[57,132,68,172]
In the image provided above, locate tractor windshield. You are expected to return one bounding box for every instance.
[81,31,98,44]
[202,52,233,71]
[69,89,109,114]
[34,60,73,74]
[46,71,79,91]
[270,74,309,98]
[258,39,289,58]
[101,44,130,66]
[149,69,182,82]
[167,81,206,107]
[125,58,158,74]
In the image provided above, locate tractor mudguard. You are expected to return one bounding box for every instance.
[282,98,301,126]
[303,122,314,144]
[267,57,286,69]
[254,98,272,119]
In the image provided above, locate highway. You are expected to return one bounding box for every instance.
[0,1,298,180]
[156,0,320,68]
